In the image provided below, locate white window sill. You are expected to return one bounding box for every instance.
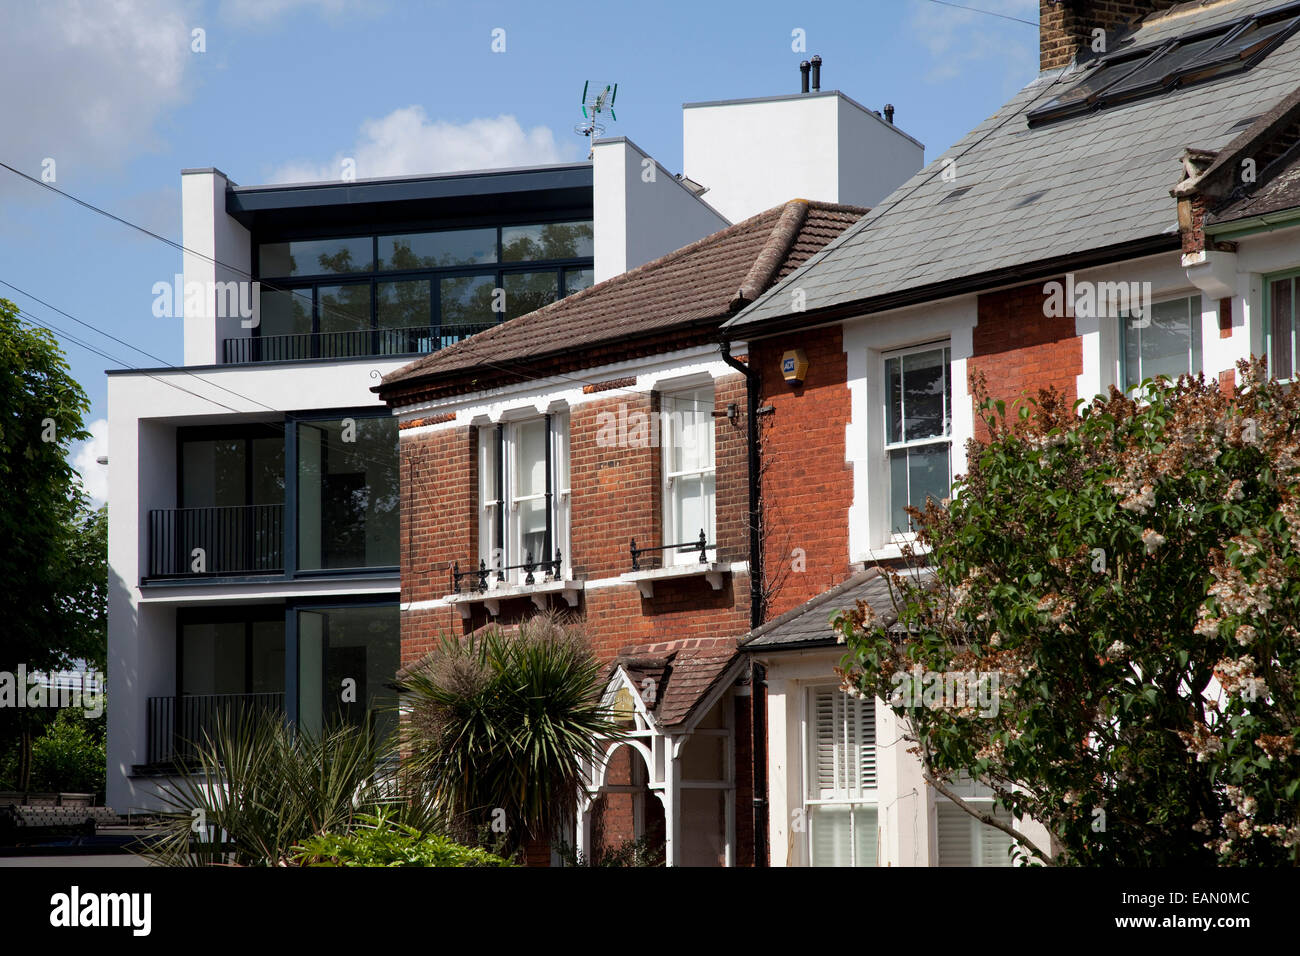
[859,539,932,564]
[621,562,728,598]
[445,577,582,618]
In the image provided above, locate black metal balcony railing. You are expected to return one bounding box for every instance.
[222,323,497,364]
[146,693,285,766]
[148,504,284,578]
[630,529,712,571]
[452,550,563,592]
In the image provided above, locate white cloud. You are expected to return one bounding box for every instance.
[0,1,196,192]
[72,418,109,508]
[907,0,1038,87]
[267,107,576,184]
[218,0,373,26]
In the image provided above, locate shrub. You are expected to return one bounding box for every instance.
[294,811,513,867]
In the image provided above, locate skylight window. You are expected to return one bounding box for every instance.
[1028,4,1300,126]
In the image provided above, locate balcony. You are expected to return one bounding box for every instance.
[221,323,496,364]
[148,504,284,578]
[146,692,285,766]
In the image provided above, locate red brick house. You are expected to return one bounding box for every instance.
[375,200,866,865]
[724,0,1300,865]
[378,0,1300,867]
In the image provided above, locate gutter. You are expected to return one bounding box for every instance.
[1206,205,1300,240]
[725,233,1180,341]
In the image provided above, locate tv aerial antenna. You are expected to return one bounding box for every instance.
[575,82,617,157]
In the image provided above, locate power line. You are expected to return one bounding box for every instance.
[920,0,1039,28]
[0,159,723,413]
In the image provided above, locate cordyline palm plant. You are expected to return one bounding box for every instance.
[144,709,437,867]
[396,613,620,857]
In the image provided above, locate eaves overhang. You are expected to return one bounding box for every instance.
[722,232,1182,341]
[226,163,594,234]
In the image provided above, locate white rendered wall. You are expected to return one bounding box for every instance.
[683,92,923,223]
[592,138,729,283]
[105,358,407,812]
[181,169,251,366]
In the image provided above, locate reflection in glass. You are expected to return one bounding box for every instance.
[297,604,399,744]
[564,268,594,296]
[1122,295,1201,388]
[377,280,431,354]
[181,619,285,697]
[378,229,496,269]
[297,417,398,570]
[318,284,373,357]
[180,429,284,508]
[503,272,559,321]
[258,288,313,341]
[440,274,498,341]
[259,237,373,277]
[502,221,594,262]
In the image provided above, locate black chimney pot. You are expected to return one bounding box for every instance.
[884,103,895,124]
[810,55,821,91]
[799,60,810,94]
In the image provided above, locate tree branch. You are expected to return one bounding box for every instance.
[924,770,1055,866]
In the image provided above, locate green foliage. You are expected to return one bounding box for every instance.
[834,363,1300,866]
[28,707,106,794]
[0,297,93,674]
[397,613,620,855]
[293,810,513,867]
[555,835,664,867]
[145,710,437,867]
[0,299,103,791]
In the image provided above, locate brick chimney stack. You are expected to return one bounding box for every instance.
[1039,0,1180,71]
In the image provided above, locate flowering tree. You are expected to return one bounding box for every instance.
[833,361,1299,865]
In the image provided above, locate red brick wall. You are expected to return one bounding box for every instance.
[397,370,757,863]
[752,326,856,618]
[1040,0,1177,71]
[971,281,1083,441]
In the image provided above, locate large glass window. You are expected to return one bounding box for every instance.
[884,345,951,535]
[1267,272,1300,381]
[246,221,594,363]
[260,237,373,277]
[806,686,878,867]
[258,288,313,340]
[1121,294,1202,389]
[377,279,432,354]
[179,426,284,509]
[440,274,497,340]
[476,414,569,586]
[378,228,497,270]
[181,618,285,698]
[297,604,399,743]
[662,386,716,565]
[318,284,373,357]
[501,221,594,261]
[503,271,559,321]
[297,416,398,571]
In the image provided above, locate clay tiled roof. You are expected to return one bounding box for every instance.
[376,199,866,403]
[611,646,740,728]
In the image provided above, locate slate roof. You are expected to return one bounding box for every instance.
[377,200,866,399]
[725,0,1300,333]
[1202,83,1300,222]
[744,567,931,649]
[611,647,740,727]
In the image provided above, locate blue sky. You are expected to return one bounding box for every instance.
[0,0,1039,504]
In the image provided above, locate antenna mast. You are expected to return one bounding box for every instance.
[575,81,618,158]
